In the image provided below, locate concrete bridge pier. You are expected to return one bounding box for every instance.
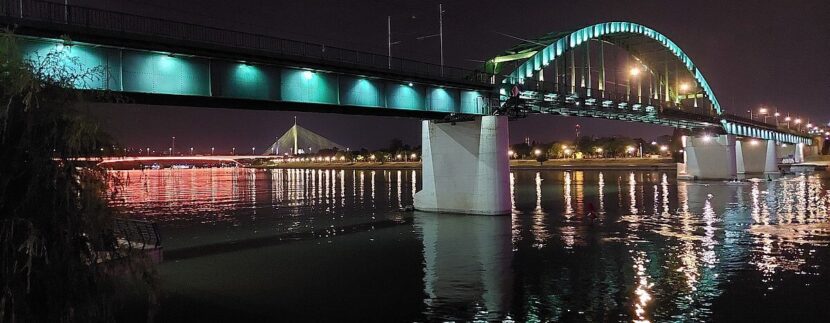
[414,116,511,215]
[736,139,779,174]
[777,142,805,163]
[678,134,738,180]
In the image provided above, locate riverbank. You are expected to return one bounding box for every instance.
[253,158,677,170]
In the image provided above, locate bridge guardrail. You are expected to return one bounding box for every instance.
[2,0,494,87]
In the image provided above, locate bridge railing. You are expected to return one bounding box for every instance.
[2,0,494,86]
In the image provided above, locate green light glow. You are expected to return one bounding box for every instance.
[219,63,272,100]
[122,50,210,95]
[340,77,383,107]
[427,87,457,112]
[19,39,121,90]
[386,83,424,110]
[281,68,338,104]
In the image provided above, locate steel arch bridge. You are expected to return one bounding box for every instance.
[0,0,815,145]
[487,22,813,145]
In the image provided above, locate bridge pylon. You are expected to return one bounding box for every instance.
[414,116,511,215]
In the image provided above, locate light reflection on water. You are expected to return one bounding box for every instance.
[111,169,830,322]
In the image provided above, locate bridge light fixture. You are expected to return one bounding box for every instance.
[784,116,792,122]
[759,108,768,115]
[807,123,813,128]
[629,67,641,77]
[303,70,314,80]
[679,82,691,93]
[750,139,759,146]
[702,135,712,142]
[408,82,414,87]
[795,118,802,124]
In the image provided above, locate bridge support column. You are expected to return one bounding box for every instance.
[795,143,805,163]
[678,134,737,180]
[414,116,511,215]
[737,139,779,174]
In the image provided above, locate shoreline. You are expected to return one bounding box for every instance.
[252,159,677,171]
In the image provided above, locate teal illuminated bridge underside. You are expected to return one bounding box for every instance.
[18,37,490,116]
[2,0,813,145]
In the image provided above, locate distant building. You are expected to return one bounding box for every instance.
[262,117,344,155]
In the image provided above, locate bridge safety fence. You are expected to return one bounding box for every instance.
[2,0,495,86]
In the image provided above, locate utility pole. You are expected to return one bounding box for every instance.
[387,16,391,69]
[439,4,444,76]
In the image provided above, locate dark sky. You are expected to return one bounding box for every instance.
[74,0,830,152]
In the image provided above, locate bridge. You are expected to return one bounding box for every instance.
[1,0,820,215]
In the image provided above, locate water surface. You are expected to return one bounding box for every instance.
[109,168,830,322]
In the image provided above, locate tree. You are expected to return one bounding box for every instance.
[0,32,156,321]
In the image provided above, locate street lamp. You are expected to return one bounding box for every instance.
[252,147,255,155]
[508,150,515,158]
[232,147,236,155]
[759,107,770,123]
[534,149,542,156]
[211,147,214,155]
[190,147,193,155]
[629,66,641,103]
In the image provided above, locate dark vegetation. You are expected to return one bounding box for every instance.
[0,31,156,322]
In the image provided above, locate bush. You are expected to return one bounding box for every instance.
[0,31,156,322]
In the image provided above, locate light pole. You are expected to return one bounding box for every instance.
[211,147,214,155]
[232,147,236,155]
[252,147,255,155]
[171,136,176,156]
[628,66,641,102]
[759,107,769,123]
[190,147,193,156]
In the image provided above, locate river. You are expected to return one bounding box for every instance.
[108,168,830,322]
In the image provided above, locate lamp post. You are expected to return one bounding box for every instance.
[171,136,176,156]
[759,107,769,123]
[629,66,641,103]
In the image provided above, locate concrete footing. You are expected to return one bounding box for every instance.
[737,139,779,174]
[680,135,789,180]
[414,116,511,215]
[678,134,737,180]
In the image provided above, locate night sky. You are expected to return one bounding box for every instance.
[73,0,830,153]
